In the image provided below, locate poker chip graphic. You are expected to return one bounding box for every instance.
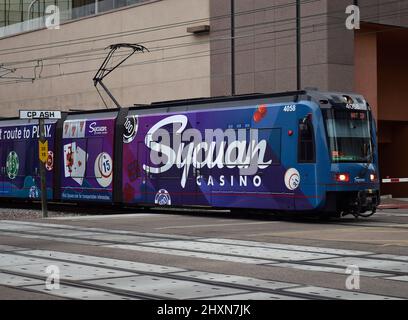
[6,151,19,180]
[284,168,301,191]
[123,116,138,144]
[154,189,171,206]
[46,151,54,171]
[94,152,113,187]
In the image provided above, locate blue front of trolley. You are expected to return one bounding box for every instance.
[315,96,380,217]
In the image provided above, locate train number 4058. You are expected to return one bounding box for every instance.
[283,105,296,112]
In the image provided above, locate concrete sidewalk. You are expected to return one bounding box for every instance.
[379,198,408,210]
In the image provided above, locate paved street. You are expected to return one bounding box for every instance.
[0,208,408,300]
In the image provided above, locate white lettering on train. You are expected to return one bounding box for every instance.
[143,115,272,188]
[89,122,108,134]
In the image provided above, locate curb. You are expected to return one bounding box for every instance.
[378,204,408,210]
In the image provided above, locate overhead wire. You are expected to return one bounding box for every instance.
[2,3,406,81]
[1,14,407,89]
[0,0,321,55]
[2,0,406,71]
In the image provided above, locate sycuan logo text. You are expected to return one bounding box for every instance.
[143,115,273,188]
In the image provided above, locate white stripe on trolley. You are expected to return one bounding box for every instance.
[382,178,408,183]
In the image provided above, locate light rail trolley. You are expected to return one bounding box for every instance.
[0,90,380,218]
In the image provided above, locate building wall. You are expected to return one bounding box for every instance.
[329,0,408,94]
[209,0,407,97]
[0,0,211,116]
[210,0,331,96]
[358,0,408,28]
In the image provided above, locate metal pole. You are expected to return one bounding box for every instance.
[231,0,235,96]
[296,0,301,91]
[39,118,48,218]
[3,0,6,27]
[99,80,121,109]
[6,0,9,25]
[20,0,23,23]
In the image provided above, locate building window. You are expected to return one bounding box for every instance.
[1,0,150,31]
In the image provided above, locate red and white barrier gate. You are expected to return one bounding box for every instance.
[382,178,408,183]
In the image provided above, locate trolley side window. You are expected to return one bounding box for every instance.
[298,116,316,163]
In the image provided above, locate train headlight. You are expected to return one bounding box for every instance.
[335,173,350,183]
[370,174,377,182]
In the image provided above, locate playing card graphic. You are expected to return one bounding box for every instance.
[63,142,88,185]
[71,145,88,186]
[64,142,76,177]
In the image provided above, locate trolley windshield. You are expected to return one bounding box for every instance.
[323,109,374,163]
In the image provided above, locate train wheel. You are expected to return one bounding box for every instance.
[358,208,376,218]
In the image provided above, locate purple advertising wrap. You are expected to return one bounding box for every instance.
[0,120,56,199]
[61,116,115,202]
[121,104,306,211]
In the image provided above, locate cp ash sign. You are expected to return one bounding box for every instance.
[19,110,62,120]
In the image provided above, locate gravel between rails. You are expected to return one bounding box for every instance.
[0,208,79,220]
[0,203,86,220]
[0,202,138,220]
